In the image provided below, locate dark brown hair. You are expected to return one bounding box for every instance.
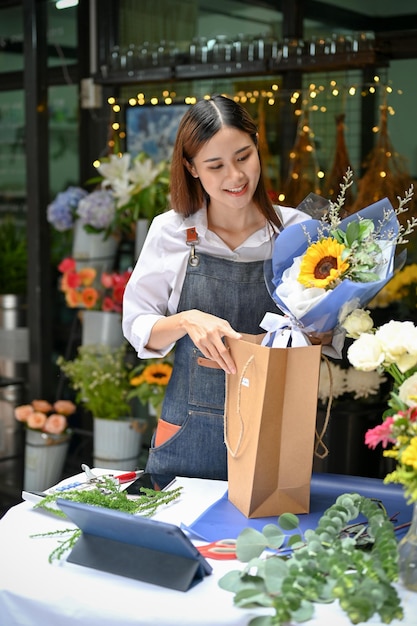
[170,95,281,228]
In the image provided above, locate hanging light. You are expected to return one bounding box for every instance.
[56,0,79,9]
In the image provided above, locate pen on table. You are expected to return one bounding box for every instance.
[115,470,144,484]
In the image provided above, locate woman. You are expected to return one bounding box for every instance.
[123,94,309,480]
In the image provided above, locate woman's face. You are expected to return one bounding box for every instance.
[188,126,261,213]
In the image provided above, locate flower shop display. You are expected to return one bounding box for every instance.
[57,344,146,469]
[47,184,118,271]
[128,358,173,419]
[14,399,76,491]
[343,308,417,589]
[95,151,170,229]
[58,257,131,312]
[58,257,131,347]
[94,151,170,257]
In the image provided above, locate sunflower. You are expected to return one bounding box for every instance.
[298,237,350,289]
[141,362,172,386]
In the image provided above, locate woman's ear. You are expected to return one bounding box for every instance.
[183,157,199,178]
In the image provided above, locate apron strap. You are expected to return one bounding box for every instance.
[186,227,200,266]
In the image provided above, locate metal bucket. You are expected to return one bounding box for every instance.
[0,294,29,379]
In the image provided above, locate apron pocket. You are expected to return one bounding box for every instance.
[154,419,181,447]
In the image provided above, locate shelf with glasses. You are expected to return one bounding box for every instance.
[95,49,388,87]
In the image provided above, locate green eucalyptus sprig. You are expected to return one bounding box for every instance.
[219,493,403,626]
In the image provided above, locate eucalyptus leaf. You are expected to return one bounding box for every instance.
[278,512,299,530]
[236,527,268,561]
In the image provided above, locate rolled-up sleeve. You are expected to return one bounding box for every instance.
[122,212,188,358]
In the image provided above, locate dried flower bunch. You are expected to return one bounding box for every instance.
[14,399,76,435]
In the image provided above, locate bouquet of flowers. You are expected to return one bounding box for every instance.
[263,169,416,356]
[343,308,417,502]
[128,358,173,416]
[14,399,76,435]
[57,257,131,312]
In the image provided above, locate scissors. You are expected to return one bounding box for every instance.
[196,539,237,560]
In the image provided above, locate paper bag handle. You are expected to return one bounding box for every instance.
[314,355,332,459]
[224,355,254,458]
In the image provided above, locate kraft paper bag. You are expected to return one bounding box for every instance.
[225,334,322,518]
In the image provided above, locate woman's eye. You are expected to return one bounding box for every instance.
[237,154,249,162]
[209,164,223,170]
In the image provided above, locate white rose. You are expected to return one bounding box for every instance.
[342,309,374,339]
[375,320,416,364]
[398,372,417,407]
[347,333,385,371]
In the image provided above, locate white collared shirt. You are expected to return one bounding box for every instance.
[122,205,309,358]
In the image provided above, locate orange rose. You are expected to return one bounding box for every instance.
[27,411,47,430]
[32,399,53,413]
[44,414,67,434]
[14,404,34,422]
[53,400,76,416]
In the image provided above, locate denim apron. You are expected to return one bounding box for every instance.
[145,244,278,480]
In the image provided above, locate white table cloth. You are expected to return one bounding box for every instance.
[0,471,416,626]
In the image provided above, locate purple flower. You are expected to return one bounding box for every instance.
[77,189,116,230]
[47,186,88,232]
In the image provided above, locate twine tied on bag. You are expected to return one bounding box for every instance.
[224,355,254,458]
[314,355,333,459]
[224,352,332,460]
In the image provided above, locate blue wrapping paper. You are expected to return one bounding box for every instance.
[186,473,413,544]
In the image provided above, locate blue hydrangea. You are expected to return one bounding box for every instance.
[77,189,116,230]
[47,186,88,231]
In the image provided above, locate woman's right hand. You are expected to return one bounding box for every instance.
[180,309,242,374]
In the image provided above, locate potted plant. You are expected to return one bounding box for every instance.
[0,214,29,374]
[0,214,27,296]
[57,344,146,470]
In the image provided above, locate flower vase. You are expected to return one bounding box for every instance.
[398,500,417,591]
[72,219,118,274]
[24,429,71,492]
[93,417,147,470]
[81,310,124,348]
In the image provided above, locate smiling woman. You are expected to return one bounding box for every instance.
[122,94,310,481]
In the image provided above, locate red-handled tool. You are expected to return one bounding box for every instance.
[196,539,237,560]
[115,470,144,484]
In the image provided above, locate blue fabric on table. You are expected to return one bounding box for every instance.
[184,473,413,544]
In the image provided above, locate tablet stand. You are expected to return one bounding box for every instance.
[67,533,205,591]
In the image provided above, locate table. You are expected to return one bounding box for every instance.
[0,471,416,626]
